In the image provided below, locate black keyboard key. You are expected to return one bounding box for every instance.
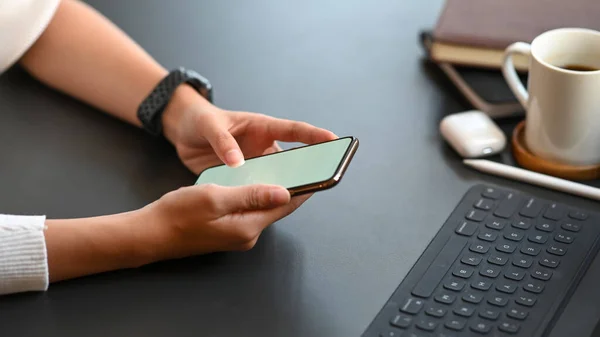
[536,221,555,232]
[512,255,533,269]
[435,293,456,304]
[555,233,574,244]
[466,209,487,222]
[496,242,517,253]
[507,307,528,320]
[482,187,502,199]
[444,279,465,292]
[479,264,501,278]
[504,230,524,242]
[425,305,447,318]
[461,255,482,266]
[524,280,545,294]
[488,294,509,307]
[520,243,541,256]
[539,256,560,268]
[516,294,537,307]
[463,292,483,304]
[496,280,517,294]
[488,254,508,266]
[479,308,500,320]
[415,318,437,331]
[470,242,490,254]
[411,236,468,298]
[455,221,478,236]
[453,305,475,317]
[477,230,498,242]
[453,266,474,279]
[569,210,588,220]
[561,221,581,232]
[512,219,532,230]
[399,298,425,314]
[390,314,412,328]
[470,320,492,334]
[547,244,567,256]
[504,267,526,281]
[486,219,506,230]
[471,279,493,291]
[528,233,549,244]
[474,198,494,211]
[494,192,522,218]
[499,321,520,333]
[531,268,552,281]
[520,198,544,218]
[544,203,565,220]
[445,317,466,331]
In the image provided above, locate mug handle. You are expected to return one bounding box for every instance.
[502,42,532,109]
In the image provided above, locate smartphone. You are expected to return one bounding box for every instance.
[195,136,359,196]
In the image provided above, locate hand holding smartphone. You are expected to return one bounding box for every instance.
[195,136,359,196]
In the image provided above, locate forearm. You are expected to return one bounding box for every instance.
[45,210,150,282]
[19,0,167,127]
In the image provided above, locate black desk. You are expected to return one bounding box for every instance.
[1,1,599,336]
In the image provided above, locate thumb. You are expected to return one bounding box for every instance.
[215,184,291,214]
[203,120,245,167]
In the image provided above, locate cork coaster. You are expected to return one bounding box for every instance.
[512,121,600,181]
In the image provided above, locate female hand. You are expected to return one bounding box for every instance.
[132,88,334,262]
[138,183,309,261]
[161,87,338,174]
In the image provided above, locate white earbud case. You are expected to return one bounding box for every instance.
[440,110,507,158]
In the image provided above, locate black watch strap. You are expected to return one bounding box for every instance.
[137,67,213,136]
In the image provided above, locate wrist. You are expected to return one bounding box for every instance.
[161,84,217,144]
[130,202,177,265]
[44,210,153,282]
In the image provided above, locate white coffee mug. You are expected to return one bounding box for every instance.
[502,27,600,166]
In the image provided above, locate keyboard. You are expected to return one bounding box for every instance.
[362,184,600,337]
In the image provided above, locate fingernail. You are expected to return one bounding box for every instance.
[225,149,245,167]
[270,187,290,205]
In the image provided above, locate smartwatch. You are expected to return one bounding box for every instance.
[137,67,213,136]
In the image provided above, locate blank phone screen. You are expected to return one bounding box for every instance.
[195,137,353,188]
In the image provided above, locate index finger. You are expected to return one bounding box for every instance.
[264,116,337,145]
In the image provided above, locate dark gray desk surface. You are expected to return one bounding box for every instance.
[1,1,599,336]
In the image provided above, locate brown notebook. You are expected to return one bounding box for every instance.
[430,0,600,70]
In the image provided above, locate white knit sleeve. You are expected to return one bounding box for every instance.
[0,214,49,295]
[0,0,61,73]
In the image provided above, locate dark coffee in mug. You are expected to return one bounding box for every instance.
[560,64,600,71]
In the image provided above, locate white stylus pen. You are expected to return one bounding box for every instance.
[463,159,600,201]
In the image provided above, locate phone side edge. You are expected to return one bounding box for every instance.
[332,137,359,183]
[289,137,359,197]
